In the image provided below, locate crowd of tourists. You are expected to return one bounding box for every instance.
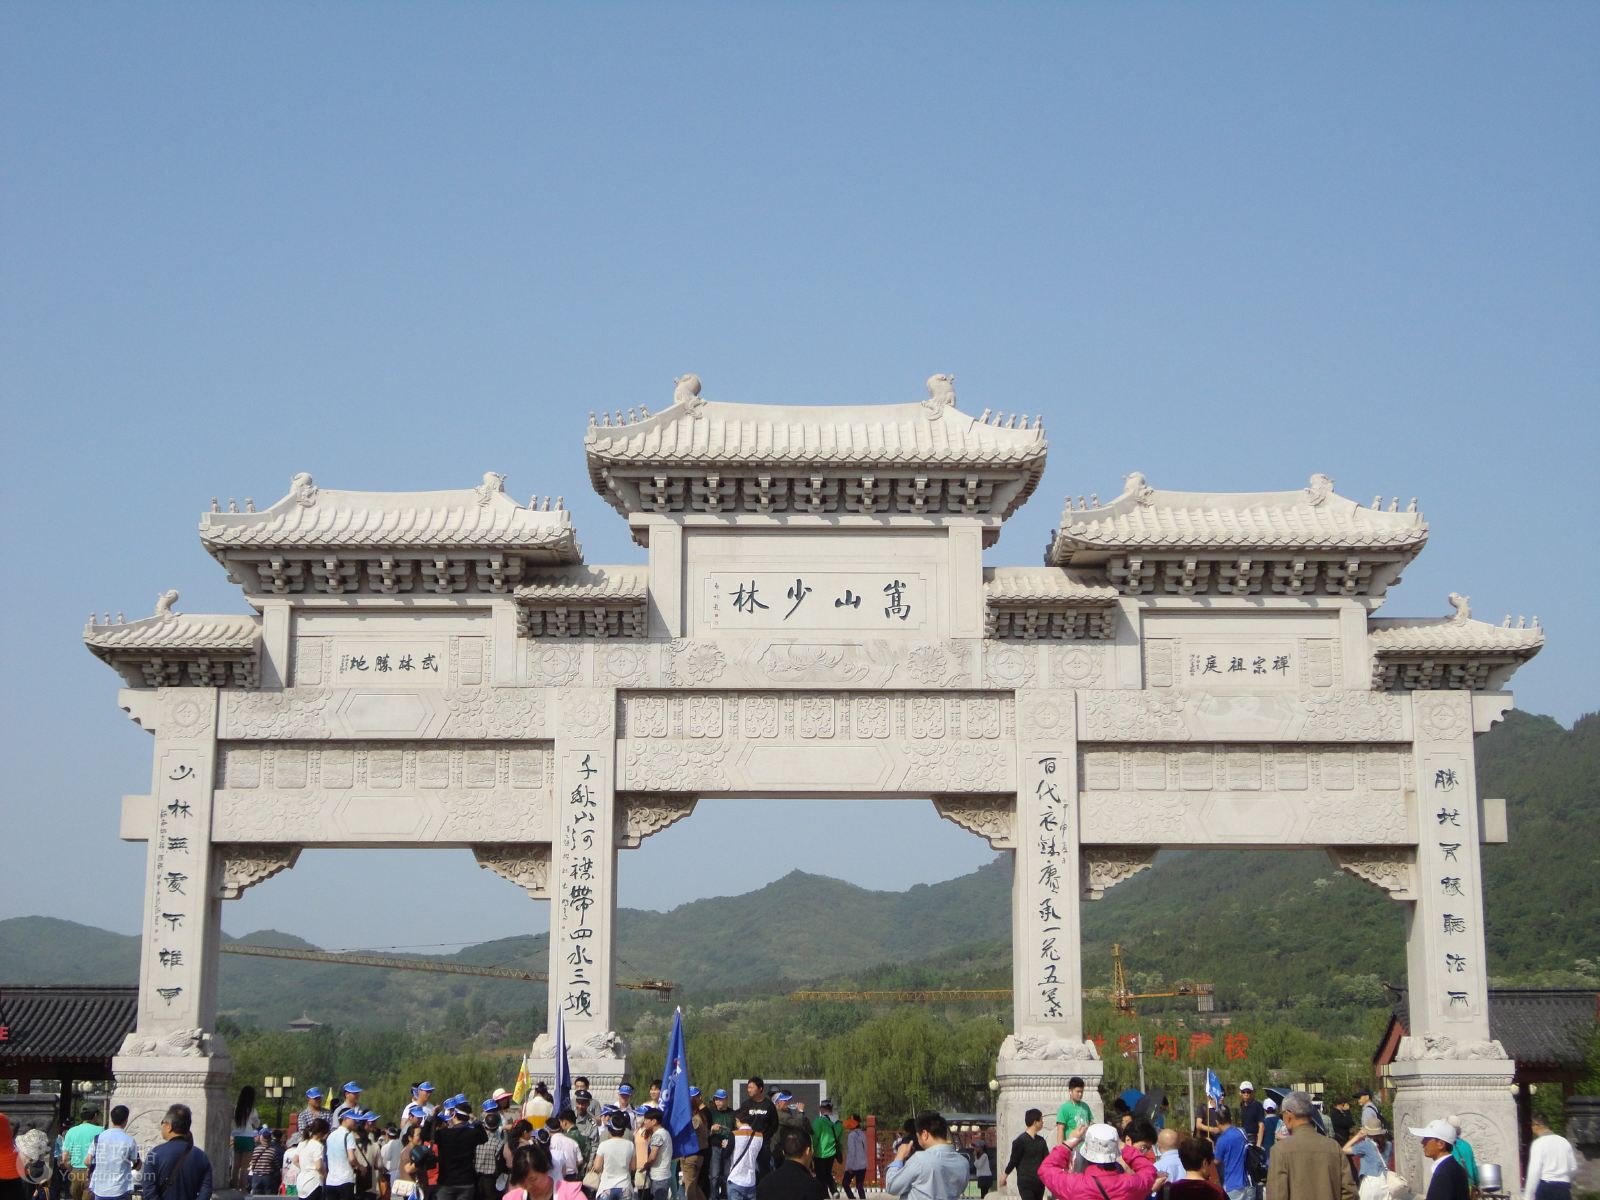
[0,1074,1579,1200]
[986,1079,1578,1200]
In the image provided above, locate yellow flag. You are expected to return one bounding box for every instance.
[512,1057,530,1105]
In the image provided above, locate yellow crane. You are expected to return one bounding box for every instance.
[1110,942,1213,1015]
[220,941,675,997]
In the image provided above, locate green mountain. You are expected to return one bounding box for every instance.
[3,709,1595,1034]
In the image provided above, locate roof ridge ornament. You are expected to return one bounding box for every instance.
[923,373,956,420]
[475,471,507,506]
[1305,473,1334,507]
[1448,592,1471,623]
[1123,471,1155,507]
[673,373,706,418]
[290,472,318,508]
[155,589,179,620]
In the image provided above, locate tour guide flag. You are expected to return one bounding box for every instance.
[1205,1069,1224,1106]
[660,1007,697,1157]
[553,1005,573,1117]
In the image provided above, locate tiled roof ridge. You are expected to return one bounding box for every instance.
[1052,471,1429,556]
[583,379,1048,468]
[199,471,577,550]
[84,605,260,651]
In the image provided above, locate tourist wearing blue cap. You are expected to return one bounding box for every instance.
[335,1083,364,1122]
[707,1090,735,1200]
[324,1105,362,1200]
[300,1088,331,1136]
[433,1097,488,1200]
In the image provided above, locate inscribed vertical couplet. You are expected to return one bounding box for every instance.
[552,690,618,1046]
[1407,692,1492,1037]
[143,691,222,1034]
[1013,690,1084,1040]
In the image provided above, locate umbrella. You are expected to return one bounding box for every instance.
[1120,1088,1144,1111]
[1134,1089,1167,1118]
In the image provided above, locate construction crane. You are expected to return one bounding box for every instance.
[787,988,1012,1003]
[221,942,675,997]
[787,947,1213,1013]
[1110,943,1212,1015]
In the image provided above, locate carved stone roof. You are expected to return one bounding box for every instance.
[514,565,648,603]
[1370,615,1544,656]
[84,607,261,688]
[584,378,1048,528]
[84,611,260,653]
[983,569,1119,641]
[1049,473,1427,562]
[1368,607,1544,691]
[514,566,649,639]
[199,473,582,595]
[984,567,1118,605]
[200,472,580,559]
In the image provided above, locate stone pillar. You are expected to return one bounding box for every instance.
[111,688,234,1165]
[1389,691,1518,1189]
[530,688,628,1091]
[996,690,1102,1178]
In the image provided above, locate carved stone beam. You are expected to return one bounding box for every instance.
[473,844,552,899]
[616,794,698,849]
[931,796,1015,849]
[216,844,302,899]
[1081,847,1158,900]
[1326,847,1417,900]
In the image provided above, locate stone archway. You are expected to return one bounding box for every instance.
[87,378,1541,1183]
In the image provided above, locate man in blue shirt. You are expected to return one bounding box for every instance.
[143,1105,213,1200]
[1213,1110,1249,1200]
[86,1106,141,1200]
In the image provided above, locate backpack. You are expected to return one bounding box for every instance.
[409,1144,438,1174]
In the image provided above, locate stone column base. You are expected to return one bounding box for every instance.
[527,1030,630,1100]
[111,1039,235,1166]
[1388,1037,1518,1193]
[993,1036,1103,1194]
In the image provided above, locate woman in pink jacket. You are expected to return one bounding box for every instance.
[1038,1124,1157,1200]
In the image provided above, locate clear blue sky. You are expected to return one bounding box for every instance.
[3,3,1596,949]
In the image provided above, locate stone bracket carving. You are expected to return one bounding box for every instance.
[616,794,698,848]
[1327,847,1417,900]
[997,1034,1103,1063]
[473,844,552,898]
[217,844,301,898]
[932,795,1015,849]
[1081,847,1158,900]
[1394,1035,1511,1063]
[531,1027,628,1061]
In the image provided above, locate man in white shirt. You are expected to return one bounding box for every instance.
[324,1109,362,1200]
[1524,1114,1578,1200]
[548,1111,584,1184]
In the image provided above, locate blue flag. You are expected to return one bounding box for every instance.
[659,1007,698,1157]
[553,1006,573,1117]
[1205,1069,1224,1105]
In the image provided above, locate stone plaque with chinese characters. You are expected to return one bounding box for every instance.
[1148,638,1299,689]
[332,638,449,685]
[701,571,930,632]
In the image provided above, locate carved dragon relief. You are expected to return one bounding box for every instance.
[216,844,302,899]
[615,794,698,848]
[1081,847,1159,900]
[1326,847,1418,899]
[931,796,1015,849]
[472,844,552,898]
